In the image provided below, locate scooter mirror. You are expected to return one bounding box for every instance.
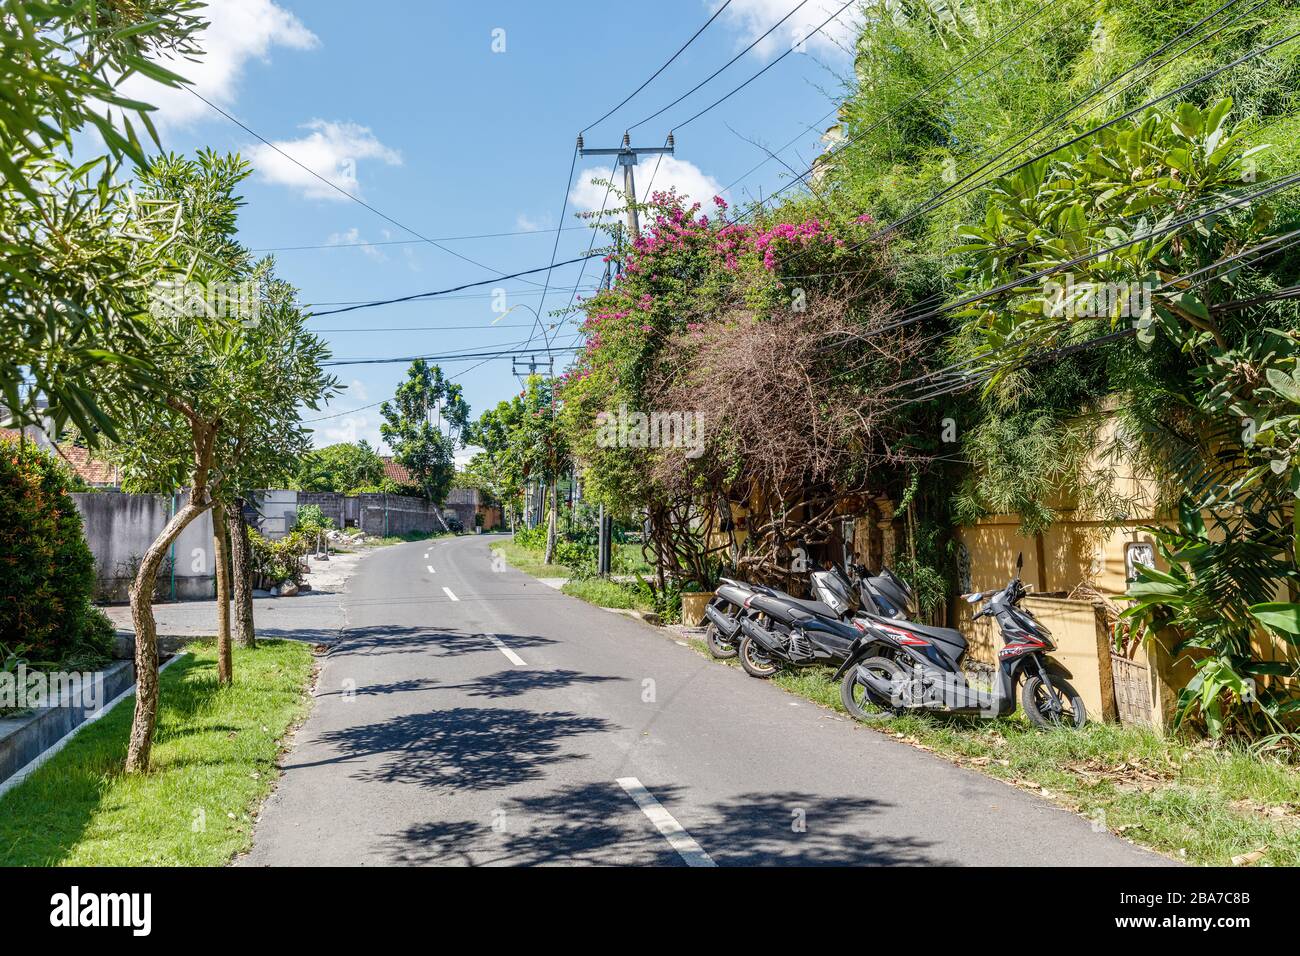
[1015,552,1023,572]
[964,592,982,603]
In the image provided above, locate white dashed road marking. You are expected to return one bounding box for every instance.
[616,777,716,867]
[486,633,526,666]
[427,565,437,574]
[442,586,459,601]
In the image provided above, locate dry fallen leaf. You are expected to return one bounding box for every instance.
[1231,847,1268,867]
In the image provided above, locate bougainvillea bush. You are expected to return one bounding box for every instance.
[561,191,936,584]
[0,439,113,668]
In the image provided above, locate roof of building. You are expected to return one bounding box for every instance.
[0,429,118,485]
[381,457,411,484]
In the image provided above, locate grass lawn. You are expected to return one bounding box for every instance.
[563,576,654,613]
[494,538,655,612]
[688,638,1300,867]
[490,539,571,578]
[0,639,314,866]
[613,541,653,574]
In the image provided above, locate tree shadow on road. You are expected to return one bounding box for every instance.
[315,677,441,698]
[701,790,948,865]
[432,669,626,700]
[334,625,557,659]
[381,781,948,866]
[383,781,681,866]
[297,706,614,793]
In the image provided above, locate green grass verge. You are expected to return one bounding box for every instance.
[490,539,571,578]
[562,576,654,613]
[0,639,314,866]
[493,538,654,612]
[686,638,1300,867]
[613,541,653,574]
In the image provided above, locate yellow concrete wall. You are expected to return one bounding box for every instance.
[956,596,1115,721]
[958,513,1162,598]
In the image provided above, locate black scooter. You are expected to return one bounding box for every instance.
[832,554,1086,728]
[705,561,918,679]
[703,556,918,661]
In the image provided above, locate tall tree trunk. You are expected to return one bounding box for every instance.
[213,503,233,686]
[125,498,208,773]
[543,482,558,565]
[127,414,216,774]
[229,498,256,649]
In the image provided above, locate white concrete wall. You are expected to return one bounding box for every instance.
[72,491,215,602]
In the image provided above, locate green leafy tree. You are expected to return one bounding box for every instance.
[108,151,338,772]
[295,441,386,493]
[0,1,206,439]
[464,401,528,528]
[0,438,112,667]
[379,360,469,512]
[509,375,569,563]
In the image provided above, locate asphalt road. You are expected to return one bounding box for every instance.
[243,533,1167,867]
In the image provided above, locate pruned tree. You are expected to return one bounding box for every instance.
[109,152,337,772]
[380,360,469,517]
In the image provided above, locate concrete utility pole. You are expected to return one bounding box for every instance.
[577,134,675,576]
[576,132,675,237]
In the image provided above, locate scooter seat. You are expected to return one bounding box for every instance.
[879,617,967,661]
[747,592,839,623]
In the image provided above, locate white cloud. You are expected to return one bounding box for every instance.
[119,0,319,131]
[347,379,369,401]
[327,228,388,261]
[570,156,727,216]
[515,213,552,232]
[717,0,859,58]
[248,120,402,200]
[316,412,386,452]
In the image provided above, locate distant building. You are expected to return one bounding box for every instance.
[380,456,412,485]
[0,427,120,488]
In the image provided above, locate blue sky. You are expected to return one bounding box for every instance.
[138,0,860,458]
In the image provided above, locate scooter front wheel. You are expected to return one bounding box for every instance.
[705,621,738,659]
[738,635,780,678]
[1021,674,1086,729]
[840,656,902,722]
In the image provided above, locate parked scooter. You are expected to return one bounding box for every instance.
[832,554,1086,728]
[704,558,919,678]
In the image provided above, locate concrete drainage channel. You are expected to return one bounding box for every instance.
[0,634,188,798]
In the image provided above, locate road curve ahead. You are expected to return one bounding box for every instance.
[243,533,1168,867]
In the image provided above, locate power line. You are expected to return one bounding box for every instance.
[308,251,606,317]
[628,0,812,132]
[530,147,580,358]
[583,0,736,132]
[322,344,580,369]
[753,8,1295,280]
[876,1,1280,240]
[672,0,857,133]
[187,88,545,287]
[303,286,600,308]
[253,226,587,252]
[725,0,1071,215]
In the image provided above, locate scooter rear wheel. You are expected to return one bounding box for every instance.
[840,656,902,722]
[1021,674,1086,729]
[705,621,738,659]
[739,635,780,678]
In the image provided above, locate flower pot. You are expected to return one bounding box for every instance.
[680,591,716,628]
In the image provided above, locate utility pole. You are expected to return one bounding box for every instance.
[578,134,674,577]
[576,132,675,238]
